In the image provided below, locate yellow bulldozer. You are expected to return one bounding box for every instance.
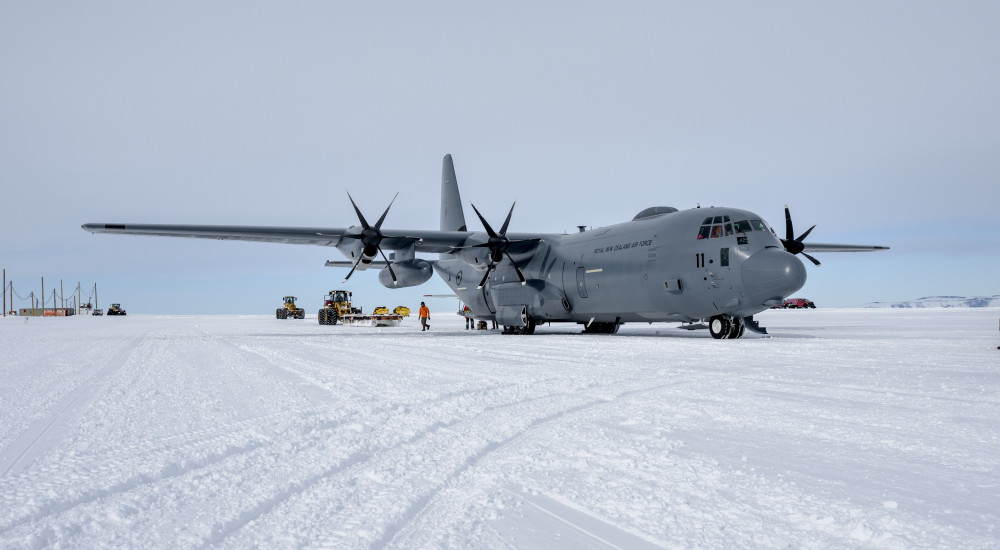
[276,296,305,319]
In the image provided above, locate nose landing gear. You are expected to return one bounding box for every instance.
[709,315,746,339]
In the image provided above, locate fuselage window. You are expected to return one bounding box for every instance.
[710,225,723,238]
[697,225,711,239]
[724,222,733,237]
[733,220,752,233]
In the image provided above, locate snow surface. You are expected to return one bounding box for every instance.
[1,308,998,549]
[866,296,1000,309]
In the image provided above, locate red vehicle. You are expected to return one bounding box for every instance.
[781,298,816,309]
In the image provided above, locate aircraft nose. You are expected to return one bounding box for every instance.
[741,248,807,307]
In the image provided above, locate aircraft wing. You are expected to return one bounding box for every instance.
[802,242,890,253]
[81,223,475,253]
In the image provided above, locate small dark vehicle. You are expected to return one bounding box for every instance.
[106,303,126,315]
[782,298,816,309]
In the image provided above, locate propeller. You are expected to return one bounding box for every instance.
[468,202,538,289]
[781,205,821,266]
[341,192,399,284]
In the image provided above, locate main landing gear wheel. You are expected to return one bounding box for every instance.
[581,321,621,334]
[503,317,536,335]
[709,315,731,339]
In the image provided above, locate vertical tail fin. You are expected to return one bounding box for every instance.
[440,154,467,232]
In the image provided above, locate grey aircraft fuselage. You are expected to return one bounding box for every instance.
[82,154,885,337]
[434,206,804,331]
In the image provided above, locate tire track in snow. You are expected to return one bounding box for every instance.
[196,365,663,549]
[262,374,687,549]
[379,379,687,549]
[0,334,147,478]
[0,438,268,534]
[0,331,339,534]
[200,383,608,548]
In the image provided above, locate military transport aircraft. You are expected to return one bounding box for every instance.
[82,155,888,338]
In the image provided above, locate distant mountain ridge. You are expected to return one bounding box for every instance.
[866,295,1000,308]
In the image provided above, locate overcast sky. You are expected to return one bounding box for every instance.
[2,2,998,315]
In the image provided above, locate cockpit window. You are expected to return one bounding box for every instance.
[733,220,753,233]
[699,217,772,239]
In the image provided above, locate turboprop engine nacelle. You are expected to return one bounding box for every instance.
[379,259,433,288]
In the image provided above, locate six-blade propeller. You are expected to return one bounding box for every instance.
[468,202,538,289]
[341,192,399,284]
[780,205,821,266]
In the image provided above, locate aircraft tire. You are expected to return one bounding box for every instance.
[709,315,731,339]
[503,317,536,335]
[728,317,745,339]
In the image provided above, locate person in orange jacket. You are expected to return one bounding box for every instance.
[419,302,430,331]
[463,304,473,330]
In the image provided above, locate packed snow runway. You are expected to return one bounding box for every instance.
[1,308,998,549]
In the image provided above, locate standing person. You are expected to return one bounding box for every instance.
[419,301,430,331]
[463,304,473,330]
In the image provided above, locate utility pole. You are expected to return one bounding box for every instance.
[61,280,64,310]
[41,277,44,316]
[3,268,5,317]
